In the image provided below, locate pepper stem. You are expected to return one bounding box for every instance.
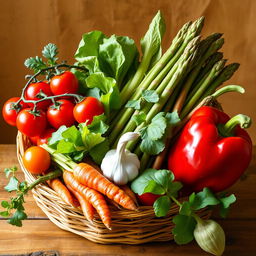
[219,114,251,137]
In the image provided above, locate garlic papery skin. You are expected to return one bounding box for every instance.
[101,132,140,185]
[194,219,225,256]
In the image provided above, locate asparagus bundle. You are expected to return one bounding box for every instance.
[106,15,240,170]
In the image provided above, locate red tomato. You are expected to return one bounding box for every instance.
[137,193,160,206]
[16,109,47,137]
[50,71,78,95]
[23,146,51,174]
[47,100,75,129]
[2,97,28,126]
[25,82,52,110]
[73,97,104,124]
[37,128,56,145]
[29,136,38,145]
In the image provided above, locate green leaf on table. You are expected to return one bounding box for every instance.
[24,56,47,73]
[42,43,58,65]
[125,99,141,110]
[142,90,159,103]
[5,177,19,192]
[189,188,220,210]
[132,112,146,126]
[172,214,197,244]
[0,211,9,217]
[4,166,17,178]
[140,11,166,69]
[8,210,27,227]
[219,194,236,218]
[1,201,10,209]
[153,195,171,217]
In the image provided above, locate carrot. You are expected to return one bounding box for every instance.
[119,185,138,206]
[73,163,137,211]
[66,184,95,223]
[63,170,111,229]
[47,178,79,207]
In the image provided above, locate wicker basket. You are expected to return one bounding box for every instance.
[17,131,211,244]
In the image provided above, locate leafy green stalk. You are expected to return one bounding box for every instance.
[1,168,62,227]
[131,169,236,246]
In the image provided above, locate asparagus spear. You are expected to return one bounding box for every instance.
[109,36,200,146]
[180,59,227,118]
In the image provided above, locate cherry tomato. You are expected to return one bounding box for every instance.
[25,82,52,110]
[73,97,104,124]
[137,193,160,206]
[16,109,47,137]
[29,136,38,145]
[50,71,78,95]
[36,128,56,145]
[23,146,51,174]
[47,99,75,129]
[2,97,28,126]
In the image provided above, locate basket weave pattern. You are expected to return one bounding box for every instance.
[17,132,211,244]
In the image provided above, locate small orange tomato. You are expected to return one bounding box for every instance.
[23,146,51,175]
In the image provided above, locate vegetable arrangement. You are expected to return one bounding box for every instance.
[1,11,253,255]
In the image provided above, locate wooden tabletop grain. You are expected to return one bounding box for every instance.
[0,144,255,256]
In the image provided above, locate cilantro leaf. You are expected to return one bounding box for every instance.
[48,125,68,147]
[125,99,141,110]
[219,194,236,218]
[153,196,171,217]
[0,211,9,217]
[189,188,220,210]
[131,169,159,195]
[5,177,19,192]
[153,169,174,191]
[142,90,159,103]
[88,114,109,134]
[4,167,17,178]
[42,43,58,65]
[167,181,183,198]
[172,214,197,244]
[165,111,180,126]
[1,201,10,209]
[132,112,146,125]
[179,201,192,216]
[8,210,27,227]
[143,180,165,195]
[24,56,47,73]
[140,137,165,155]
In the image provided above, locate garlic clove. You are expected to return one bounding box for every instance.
[194,219,225,256]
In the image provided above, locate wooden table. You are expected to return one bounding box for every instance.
[0,144,255,255]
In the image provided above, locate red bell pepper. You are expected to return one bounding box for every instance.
[168,106,252,193]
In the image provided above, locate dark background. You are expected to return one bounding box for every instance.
[0,0,255,143]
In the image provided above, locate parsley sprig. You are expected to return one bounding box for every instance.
[131,169,236,245]
[0,167,62,227]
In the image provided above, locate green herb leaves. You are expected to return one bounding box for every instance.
[125,90,159,110]
[48,114,109,164]
[0,167,28,227]
[139,111,180,155]
[24,43,59,73]
[131,168,236,245]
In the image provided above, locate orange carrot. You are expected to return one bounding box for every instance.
[47,178,79,207]
[63,170,111,229]
[119,185,138,206]
[73,163,137,211]
[66,184,95,223]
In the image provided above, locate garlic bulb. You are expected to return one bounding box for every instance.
[194,218,225,256]
[101,132,140,185]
